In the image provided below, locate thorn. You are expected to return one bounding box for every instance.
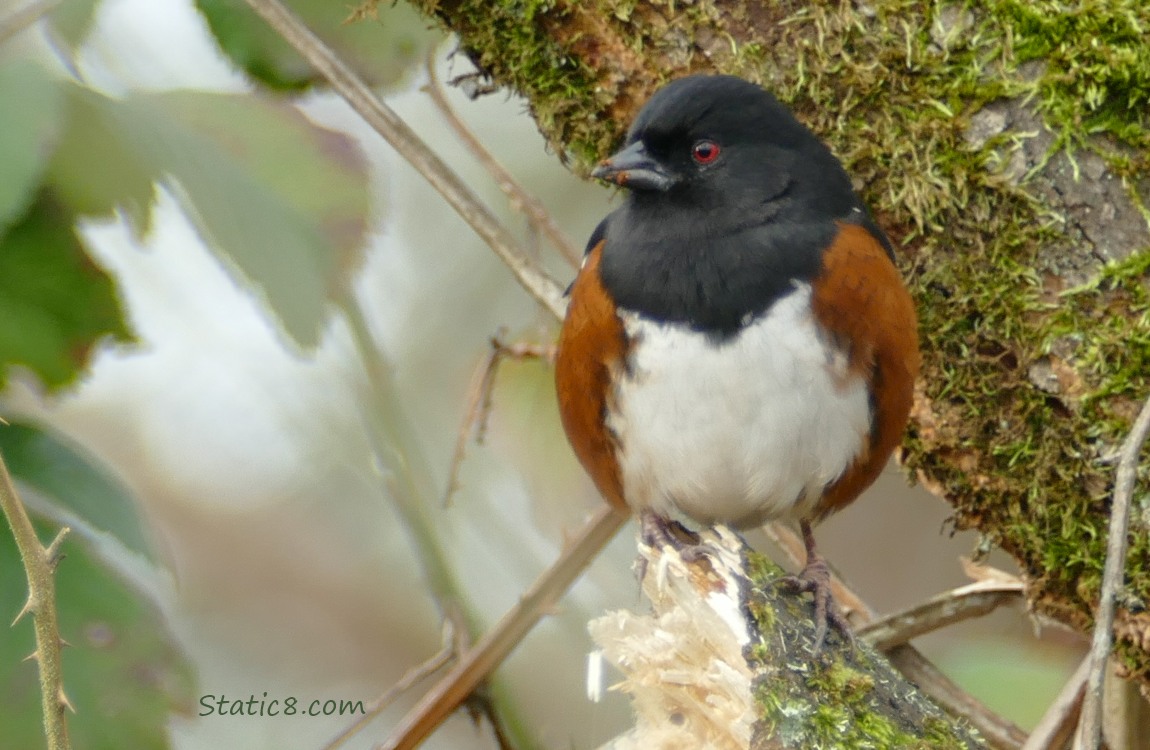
[58,687,76,713]
[23,649,39,663]
[11,597,34,626]
[45,527,71,569]
[59,637,72,649]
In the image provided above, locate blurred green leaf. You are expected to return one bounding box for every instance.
[0,421,152,562]
[136,89,370,348]
[0,190,133,390]
[0,521,193,750]
[49,0,102,47]
[47,86,157,232]
[196,0,436,91]
[48,85,371,348]
[0,60,65,233]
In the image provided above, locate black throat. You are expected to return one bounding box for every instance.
[597,195,839,340]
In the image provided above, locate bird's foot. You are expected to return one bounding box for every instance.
[639,510,707,562]
[775,551,853,653]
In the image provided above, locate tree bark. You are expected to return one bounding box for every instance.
[590,527,987,749]
[402,0,1150,688]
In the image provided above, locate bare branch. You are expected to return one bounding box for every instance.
[442,336,553,508]
[379,506,628,750]
[1079,393,1150,749]
[0,448,71,750]
[1022,655,1088,750]
[0,0,59,44]
[339,297,476,629]
[858,579,1024,651]
[322,642,453,750]
[425,51,582,268]
[243,0,566,320]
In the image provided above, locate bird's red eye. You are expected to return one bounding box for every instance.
[692,140,720,165]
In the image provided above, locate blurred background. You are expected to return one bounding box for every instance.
[0,0,1085,748]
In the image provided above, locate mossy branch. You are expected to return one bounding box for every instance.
[0,448,72,750]
[590,527,986,749]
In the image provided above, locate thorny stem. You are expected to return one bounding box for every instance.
[0,448,71,750]
[1078,393,1150,749]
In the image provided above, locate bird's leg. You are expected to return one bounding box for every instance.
[775,520,853,652]
[638,509,705,561]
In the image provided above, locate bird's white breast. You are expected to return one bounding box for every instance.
[607,284,871,527]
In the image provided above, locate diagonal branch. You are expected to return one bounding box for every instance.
[0,448,71,750]
[1078,392,1150,749]
[243,0,566,319]
[1022,655,1089,750]
[857,578,1024,651]
[424,51,582,268]
[0,0,59,44]
[321,638,453,750]
[379,506,628,750]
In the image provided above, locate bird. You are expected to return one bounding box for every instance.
[553,74,920,648]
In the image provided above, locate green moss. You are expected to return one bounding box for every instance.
[750,0,1150,677]
[987,0,1150,148]
[743,550,979,747]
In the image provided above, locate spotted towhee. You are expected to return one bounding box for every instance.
[555,74,920,646]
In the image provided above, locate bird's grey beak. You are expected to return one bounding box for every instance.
[591,141,676,192]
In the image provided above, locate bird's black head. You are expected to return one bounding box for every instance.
[593,74,854,220]
[593,74,887,337]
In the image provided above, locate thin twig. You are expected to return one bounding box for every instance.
[339,298,479,640]
[1079,393,1150,749]
[857,579,1024,651]
[424,50,582,268]
[0,449,72,750]
[0,0,59,44]
[761,522,1028,750]
[378,506,628,750]
[1022,654,1089,750]
[242,0,566,320]
[322,643,453,750]
[442,336,553,508]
